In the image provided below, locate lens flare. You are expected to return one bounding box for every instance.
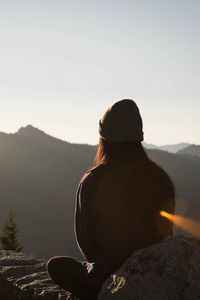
[160,211,200,238]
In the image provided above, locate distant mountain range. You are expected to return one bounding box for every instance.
[144,141,200,158]
[143,142,190,153]
[177,144,200,158]
[0,125,200,258]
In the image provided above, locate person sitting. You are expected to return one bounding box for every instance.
[47,99,175,300]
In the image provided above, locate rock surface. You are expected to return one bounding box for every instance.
[1,236,200,300]
[0,251,78,300]
[98,235,200,300]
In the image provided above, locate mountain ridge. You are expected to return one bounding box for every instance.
[178,144,200,158]
[2,124,194,152]
[143,142,191,153]
[0,125,200,258]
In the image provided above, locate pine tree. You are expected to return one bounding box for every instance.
[0,211,22,252]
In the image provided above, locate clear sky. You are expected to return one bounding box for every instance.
[0,0,199,145]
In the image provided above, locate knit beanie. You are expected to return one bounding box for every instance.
[99,99,144,142]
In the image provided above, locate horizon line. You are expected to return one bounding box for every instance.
[0,124,196,148]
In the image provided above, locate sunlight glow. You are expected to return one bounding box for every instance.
[160,211,200,238]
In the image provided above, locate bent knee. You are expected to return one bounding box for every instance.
[47,256,82,276]
[46,256,62,278]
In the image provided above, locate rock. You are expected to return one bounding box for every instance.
[98,236,200,300]
[2,236,200,300]
[0,251,76,300]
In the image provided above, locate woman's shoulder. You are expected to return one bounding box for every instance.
[146,159,175,195]
[76,164,110,204]
[79,163,109,187]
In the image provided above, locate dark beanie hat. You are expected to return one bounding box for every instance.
[99,99,144,142]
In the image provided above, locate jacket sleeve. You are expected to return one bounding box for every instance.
[75,171,99,262]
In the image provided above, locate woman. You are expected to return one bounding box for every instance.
[47,99,175,299]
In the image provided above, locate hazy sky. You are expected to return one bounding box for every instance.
[0,0,199,145]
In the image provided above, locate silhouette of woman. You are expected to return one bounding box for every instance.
[47,99,175,299]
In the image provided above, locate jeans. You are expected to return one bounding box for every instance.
[47,256,116,300]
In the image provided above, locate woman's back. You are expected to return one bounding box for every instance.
[95,157,174,249]
[75,151,175,266]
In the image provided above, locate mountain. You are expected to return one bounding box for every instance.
[0,125,200,259]
[177,144,200,158]
[159,143,191,153]
[0,125,96,259]
[143,142,190,153]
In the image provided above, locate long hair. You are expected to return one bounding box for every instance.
[94,137,148,166]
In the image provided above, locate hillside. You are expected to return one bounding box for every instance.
[0,125,96,258]
[0,125,200,258]
[143,142,190,153]
[178,144,200,158]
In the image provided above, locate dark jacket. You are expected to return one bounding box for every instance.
[75,156,175,270]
